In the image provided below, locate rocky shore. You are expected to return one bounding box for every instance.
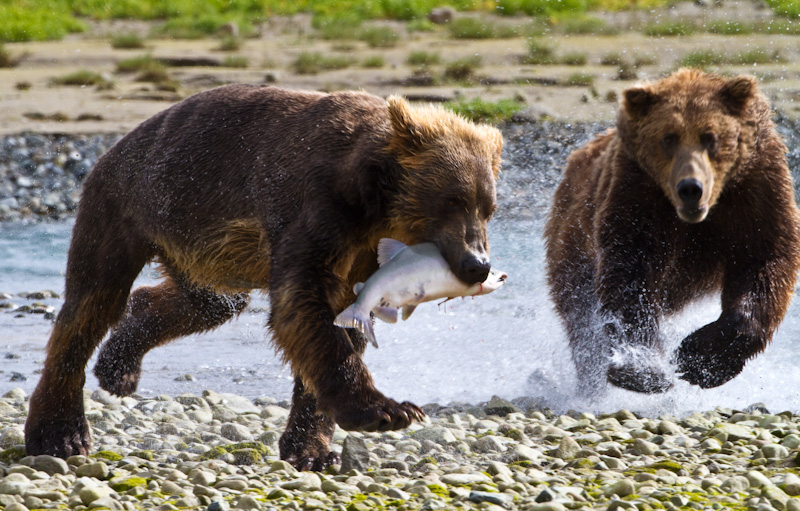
[1,388,800,511]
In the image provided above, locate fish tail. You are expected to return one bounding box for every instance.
[334,307,379,349]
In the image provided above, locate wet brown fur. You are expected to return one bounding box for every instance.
[545,69,800,394]
[24,85,502,470]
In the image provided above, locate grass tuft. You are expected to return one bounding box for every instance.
[443,55,482,82]
[358,26,400,48]
[292,52,355,74]
[522,39,555,65]
[643,20,696,37]
[406,50,441,67]
[111,33,146,49]
[444,97,525,124]
[50,70,112,88]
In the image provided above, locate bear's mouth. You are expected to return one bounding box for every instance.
[677,203,709,224]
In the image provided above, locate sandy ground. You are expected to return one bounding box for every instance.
[1,1,800,135]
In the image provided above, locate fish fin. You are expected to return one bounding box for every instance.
[334,306,379,349]
[373,306,398,324]
[353,282,365,295]
[377,238,407,267]
[401,304,417,321]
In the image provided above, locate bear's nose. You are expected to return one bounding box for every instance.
[677,178,703,206]
[458,255,491,285]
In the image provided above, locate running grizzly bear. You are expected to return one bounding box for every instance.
[24,85,503,470]
[545,69,800,394]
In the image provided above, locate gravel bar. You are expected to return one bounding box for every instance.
[2,388,800,511]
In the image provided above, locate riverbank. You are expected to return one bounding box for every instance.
[1,388,799,511]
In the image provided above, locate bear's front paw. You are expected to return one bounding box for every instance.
[607,363,673,393]
[25,413,91,458]
[323,392,425,432]
[674,323,748,388]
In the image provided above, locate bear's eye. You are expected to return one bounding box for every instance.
[661,133,679,152]
[446,198,465,212]
[700,132,717,152]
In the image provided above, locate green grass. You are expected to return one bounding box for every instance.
[679,50,725,68]
[764,0,800,17]
[406,50,441,67]
[561,52,588,66]
[522,39,555,65]
[0,0,797,44]
[756,18,800,35]
[215,36,242,52]
[444,97,526,124]
[152,15,254,39]
[600,51,624,66]
[292,51,355,74]
[222,55,249,68]
[110,33,146,49]
[643,20,696,37]
[115,54,164,74]
[313,14,362,40]
[448,17,497,39]
[731,48,781,65]
[50,69,112,88]
[706,20,751,35]
[0,4,86,42]
[565,72,594,87]
[358,26,400,48]
[362,55,385,68]
[556,15,618,35]
[443,55,482,82]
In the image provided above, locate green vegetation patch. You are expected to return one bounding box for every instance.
[0,4,86,43]
[565,72,594,87]
[643,20,696,37]
[648,460,684,473]
[292,51,355,74]
[555,14,619,35]
[522,39,555,65]
[111,33,146,49]
[0,446,26,464]
[111,476,149,492]
[50,70,112,88]
[707,20,752,35]
[115,54,164,74]
[92,450,123,461]
[358,26,400,48]
[443,55,482,82]
[362,55,385,68]
[444,97,526,124]
[679,50,725,69]
[222,55,249,68]
[406,51,441,67]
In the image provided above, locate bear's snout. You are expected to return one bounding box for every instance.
[458,254,491,285]
[671,148,713,224]
[677,178,703,206]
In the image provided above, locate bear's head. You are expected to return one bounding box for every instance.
[385,96,503,285]
[618,68,764,223]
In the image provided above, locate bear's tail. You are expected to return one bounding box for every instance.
[334,306,378,349]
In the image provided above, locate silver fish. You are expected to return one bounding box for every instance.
[334,238,508,348]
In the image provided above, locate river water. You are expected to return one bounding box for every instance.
[2,122,800,416]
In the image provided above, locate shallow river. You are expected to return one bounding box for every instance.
[2,122,800,416]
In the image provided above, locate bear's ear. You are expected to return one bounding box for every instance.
[719,75,756,116]
[622,86,659,118]
[387,95,429,154]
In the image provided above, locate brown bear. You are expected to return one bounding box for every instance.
[24,85,503,470]
[544,68,800,395]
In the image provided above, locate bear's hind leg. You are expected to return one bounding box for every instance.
[25,217,151,457]
[94,274,250,396]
